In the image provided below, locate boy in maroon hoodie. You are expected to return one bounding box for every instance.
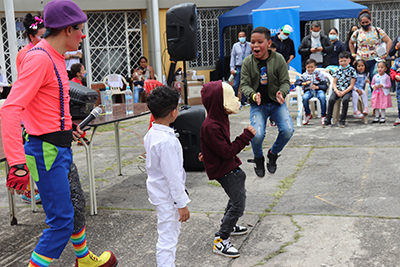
[199,81,255,258]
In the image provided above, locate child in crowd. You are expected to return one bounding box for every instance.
[199,81,255,258]
[390,57,400,126]
[70,63,86,85]
[241,26,293,177]
[144,86,190,267]
[323,51,357,128]
[352,59,370,119]
[371,60,392,123]
[294,58,328,125]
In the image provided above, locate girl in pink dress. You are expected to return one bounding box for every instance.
[371,61,392,123]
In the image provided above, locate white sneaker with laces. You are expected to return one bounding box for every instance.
[213,236,240,258]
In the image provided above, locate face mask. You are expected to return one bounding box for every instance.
[340,64,350,69]
[280,34,288,40]
[82,72,87,78]
[239,37,246,43]
[311,31,320,38]
[361,24,370,31]
[329,34,337,41]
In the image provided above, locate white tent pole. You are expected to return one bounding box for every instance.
[4,0,18,82]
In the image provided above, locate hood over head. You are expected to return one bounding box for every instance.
[201,80,228,123]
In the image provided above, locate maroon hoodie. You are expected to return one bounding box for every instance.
[200,81,254,180]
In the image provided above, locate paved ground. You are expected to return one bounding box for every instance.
[1,95,400,267]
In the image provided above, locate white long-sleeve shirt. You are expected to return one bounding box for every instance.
[230,41,252,71]
[144,123,190,208]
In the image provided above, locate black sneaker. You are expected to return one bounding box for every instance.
[267,149,279,174]
[213,236,240,258]
[339,120,346,128]
[249,156,265,177]
[231,224,248,236]
[322,118,332,128]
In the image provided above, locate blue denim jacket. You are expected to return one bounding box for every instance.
[354,72,368,90]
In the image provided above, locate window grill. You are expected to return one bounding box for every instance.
[189,7,233,68]
[87,11,142,83]
[1,16,25,81]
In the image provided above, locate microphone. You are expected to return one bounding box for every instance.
[79,107,102,130]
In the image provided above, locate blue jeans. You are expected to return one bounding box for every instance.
[134,86,144,103]
[250,102,294,158]
[366,60,377,78]
[302,90,326,116]
[396,82,400,119]
[233,67,247,104]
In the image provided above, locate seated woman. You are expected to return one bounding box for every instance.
[132,56,155,103]
[70,63,86,85]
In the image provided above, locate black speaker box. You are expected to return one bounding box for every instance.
[166,3,198,61]
[69,81,98,119]
[171,105,205,171]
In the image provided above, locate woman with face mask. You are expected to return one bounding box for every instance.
[349,9,392,77]
[327,28,346,67]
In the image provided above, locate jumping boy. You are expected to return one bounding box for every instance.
[240,26,294,177]
[323,51,357,128]
[294,58,328,125]
[144,86,190,267]
[199,81,256,258]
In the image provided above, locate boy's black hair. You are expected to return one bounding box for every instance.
[339,51,351,59]
[146,86,181,119]
[376,60,390,75]
[305,58,317,66]
[270,42,277,49]
[70,63,83,79]
[251,26,271,40]
[354,59,369,74]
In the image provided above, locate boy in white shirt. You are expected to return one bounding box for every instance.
[144,86,190,267]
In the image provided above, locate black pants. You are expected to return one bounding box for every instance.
[216,168,246,239]
[326,91,352,122]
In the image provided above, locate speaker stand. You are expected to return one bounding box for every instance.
[167,60,189,106]
[182,60,188,105]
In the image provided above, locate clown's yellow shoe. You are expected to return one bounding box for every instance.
[75,250,118,267]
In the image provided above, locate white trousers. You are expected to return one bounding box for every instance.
[155,202,181,267]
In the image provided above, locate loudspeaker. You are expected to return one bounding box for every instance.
[166,3,198,61]
[171,105,205,171]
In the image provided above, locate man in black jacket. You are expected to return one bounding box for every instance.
[298,21,333,72]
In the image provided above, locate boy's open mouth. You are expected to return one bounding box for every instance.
[254,49,260,54]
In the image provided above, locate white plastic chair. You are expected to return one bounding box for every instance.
[285,70,303,107]
[102,74,129,103]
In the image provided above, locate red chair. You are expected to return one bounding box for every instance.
[144,80,163,129]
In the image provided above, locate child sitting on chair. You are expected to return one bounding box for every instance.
[294,58,328,125]
[323,51,357,128]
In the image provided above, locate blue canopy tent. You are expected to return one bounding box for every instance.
[218,0,368,71]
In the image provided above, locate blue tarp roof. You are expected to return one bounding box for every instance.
[218,0,367,61]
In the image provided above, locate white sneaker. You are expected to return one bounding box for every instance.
[394,118,400,126]
[213,236,240,258]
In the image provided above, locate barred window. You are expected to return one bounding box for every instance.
[189,7,233,68]
[87,11,142,83]
[223,24,254,57]
[1,16,26,81]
